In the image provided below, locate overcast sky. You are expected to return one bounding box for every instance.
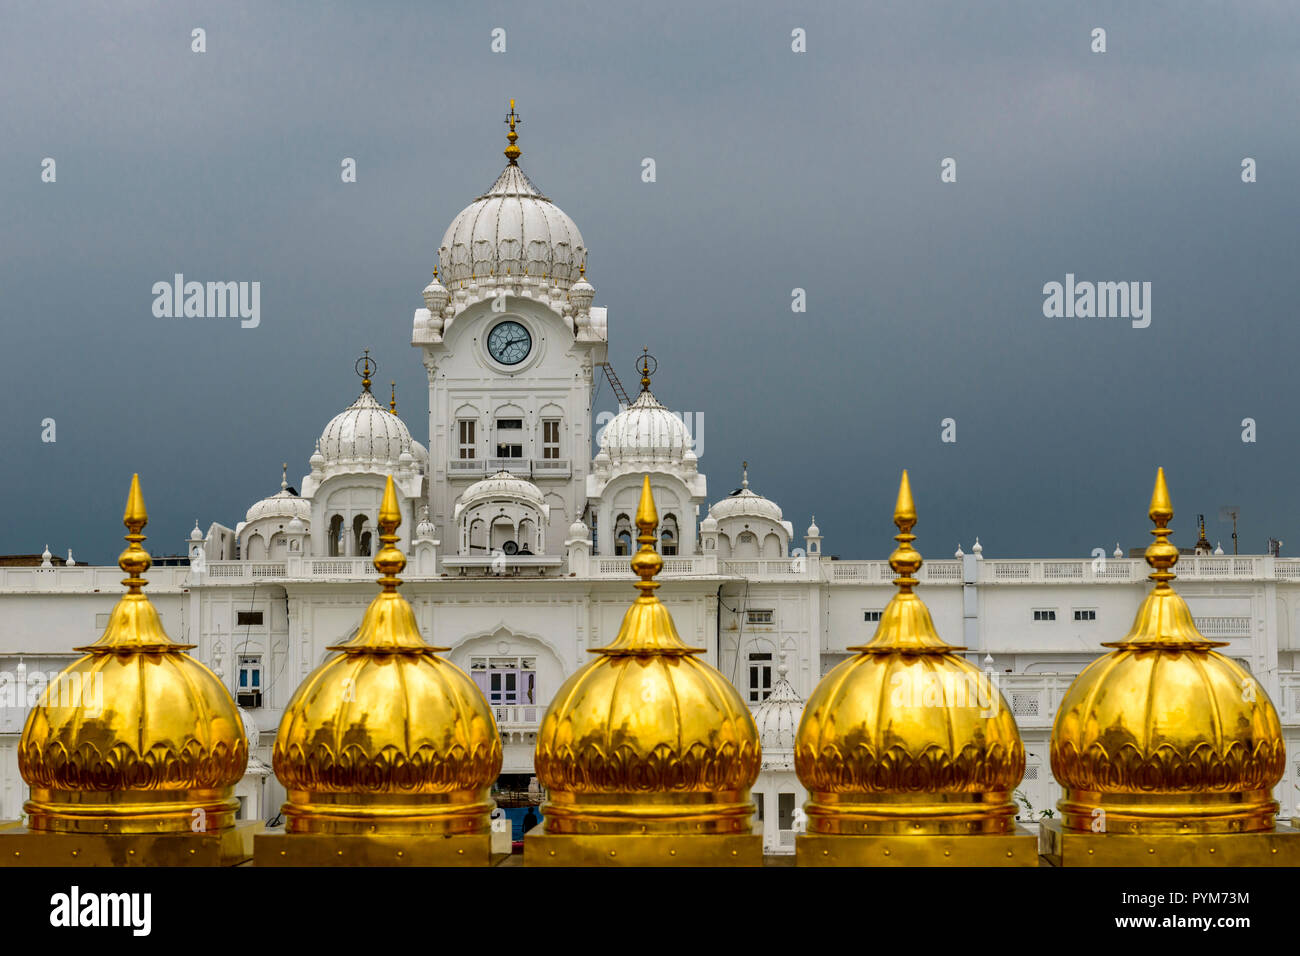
[3,0,1298,564]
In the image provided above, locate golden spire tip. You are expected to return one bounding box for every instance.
[379,475,401,531]
[893,469,916,532]
[630,475,663,591]
[373,475,406,588]
[504,99,521,164]
[1149,466,1173,524]
[123,473,147,530]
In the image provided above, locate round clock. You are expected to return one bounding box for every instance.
[487,320,532,366]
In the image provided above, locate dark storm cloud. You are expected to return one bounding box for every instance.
[2,0,1297,562]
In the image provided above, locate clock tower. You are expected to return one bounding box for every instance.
[411,103,608,567]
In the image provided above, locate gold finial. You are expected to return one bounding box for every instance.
[629,475,663,592]
[355,349,376,392]
[118,473,151,593]
[1145,467,1179,588]
[373,475,406,590]
[636,348,657,392]
[390,381,397,414]
[504,99,521,164]
[888,469,922,592]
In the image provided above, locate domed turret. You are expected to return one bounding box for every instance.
[598,389,694,465]
[529,476,762,866]
[1050,469,1286,836]
[245,465,311,525]
[754,659,804,772]
[270,476,502,848]
[437,101,586,291]
[316,353,418,468]
[19,475,247,834]
[795,471,1028,859]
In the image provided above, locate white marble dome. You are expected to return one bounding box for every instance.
[318,389,417,465]
[454,470,547,517]
[438,163,586,290]
[752,662,804,771]
[246,489,311,525]
[709,484,784,524]
[598,389,695,464]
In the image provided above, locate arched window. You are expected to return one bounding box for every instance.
[614,513,633,556]
[660,513,679,556]
[353,515,370,557]
[736,531,759,560]
[328,515,344,557]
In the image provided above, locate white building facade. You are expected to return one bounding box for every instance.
[4,124,1300,851]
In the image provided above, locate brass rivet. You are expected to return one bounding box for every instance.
[549,850,556,856]
[822,849,829,856]
[883,849,891,856]
[1006,850,1013,857]
[1209,848,1216,854]
[1148,848,1155,854]
[337,850,344,856]
[669,849,677,856]
[1087,848,1094,855]
[943,850,951,857]
[71,850,78,857]
[280,850,287,856]
[128,849,135,855]
[609,850,616,857]
[457,849,464,855]
[189,848,196,855]
[397,851,404,857]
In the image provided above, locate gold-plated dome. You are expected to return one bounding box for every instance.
[19,475,247,833]
[1051,468,1285,834]
[534,476,761,836]
[795,471,1024,835]
[273,475,502,835]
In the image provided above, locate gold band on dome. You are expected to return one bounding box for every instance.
[848,469,960,654]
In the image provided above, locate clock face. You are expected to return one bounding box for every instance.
[487,320,532,366]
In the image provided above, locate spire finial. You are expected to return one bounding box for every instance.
[355,349,376,392]
[1145,467,1179,588]
[629,475,663,593]
[373,475,406,590]
[504,99,521,164]
[281,462,288,492]
[636,347,657,392]
[118,473,152,593]
[888,469,922,592]
[742,461,749,490]
[390,381,397,414]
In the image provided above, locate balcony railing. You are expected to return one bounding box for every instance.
[492,704,542,732]
[447,457,572,479]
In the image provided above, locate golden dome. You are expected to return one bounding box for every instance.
[534,476,761,835]
[273,475,502,835]
[19,475,247,833]
[1050,468,1285,834]
[795,471,1024,835]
